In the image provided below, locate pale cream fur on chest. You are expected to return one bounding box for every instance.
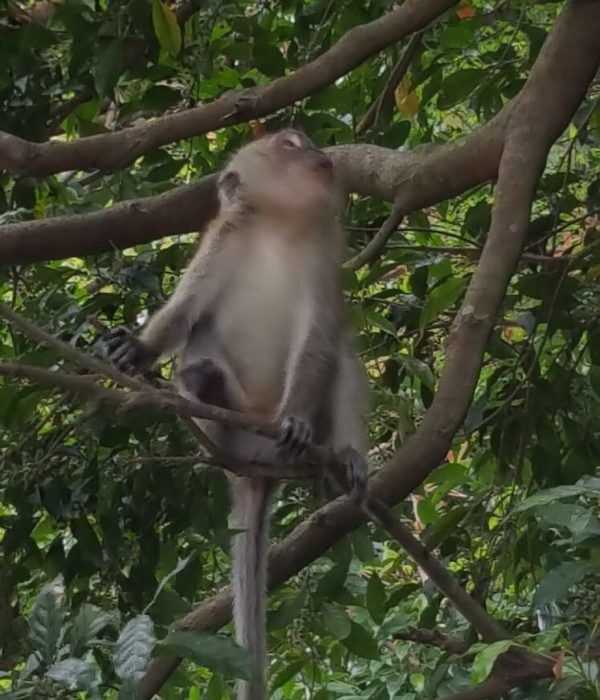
[216,230,316,411]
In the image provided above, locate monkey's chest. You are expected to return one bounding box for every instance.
[216,243,312,408]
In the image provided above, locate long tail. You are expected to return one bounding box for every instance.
[231,477,275,700]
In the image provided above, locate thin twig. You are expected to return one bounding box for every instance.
[344,205,405,270]
[356,32,423,135]
[0,302,147,392]
[393,627,469,655]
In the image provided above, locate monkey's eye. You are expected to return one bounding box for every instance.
[281,133,304,150]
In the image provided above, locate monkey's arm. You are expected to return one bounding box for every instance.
[107,243,227,371]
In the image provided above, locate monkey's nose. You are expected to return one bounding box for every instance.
[312,152,333,174]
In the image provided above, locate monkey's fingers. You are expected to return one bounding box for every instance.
[277,415,313,461]
[337,446,368,504]
[109,343,142,373]
[103,326,129,343]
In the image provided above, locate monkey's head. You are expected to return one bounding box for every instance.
[218,129,340,217]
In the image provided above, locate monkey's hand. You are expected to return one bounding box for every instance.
[276,416,313,463]
[337,446,368,504]
[104,327,157,374]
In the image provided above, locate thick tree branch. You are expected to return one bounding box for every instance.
[0,115,507,265]
[0,176,219,266]
[0,0,458,177]
[136,2,600,695]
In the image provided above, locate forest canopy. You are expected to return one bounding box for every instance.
[0,1,599,699]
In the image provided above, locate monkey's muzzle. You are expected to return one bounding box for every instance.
[308,150,334,179]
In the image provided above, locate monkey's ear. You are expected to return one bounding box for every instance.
[218,170,241,201]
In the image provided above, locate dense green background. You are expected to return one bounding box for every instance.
[0,0,599,698]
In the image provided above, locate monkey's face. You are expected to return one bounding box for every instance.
[220,129,339,216]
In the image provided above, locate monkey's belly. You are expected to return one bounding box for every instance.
[217,304,292,411]
[217,263,310,412]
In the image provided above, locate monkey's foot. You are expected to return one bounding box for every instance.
[277,416,313,462]
[178,359,228,407]
[105,327,155,374]
[337,446,368,504]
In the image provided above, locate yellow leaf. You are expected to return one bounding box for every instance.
[394,75,420,118]
[152,0,181,56]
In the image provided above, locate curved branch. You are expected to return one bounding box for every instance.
[344,205,404,270]
[0,0,458,177]
[137,2,600,695]
[0,111,507,266]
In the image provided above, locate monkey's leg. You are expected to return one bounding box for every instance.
[177,358,232,408]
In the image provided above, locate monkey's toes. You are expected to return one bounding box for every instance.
[337,446,368,504]
[277,416,313,462]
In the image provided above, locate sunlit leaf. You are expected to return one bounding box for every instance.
[152,0,182,56]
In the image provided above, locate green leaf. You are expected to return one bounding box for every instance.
[29,575,65,665]
[322,603,351,640]
[366,574,386,625]
[152,0,182,56]
[253,42,286,77]
[46,657,99,692]
[315,560,350,600]
[94,39,123,98]
[420,277,466,330]
[438,69,487,109]
[342,622,380,660]
[268,587,307,629]
[363,307,397,336]
[533,562,596,608]
[113,615,154,682]
[471,640,513,685]
[271,659,305,689]
[145,553,195,613]
[416,497,437,525]
[68,604,119,657]
[70,517,104,567]
[424,505,469,549]
[535,503,600,543]
[158,631,253,680]
[398,356,435,390]
[352,529,374,563]
[512,484,593,513]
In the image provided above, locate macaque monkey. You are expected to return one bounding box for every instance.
[106,129,368,700]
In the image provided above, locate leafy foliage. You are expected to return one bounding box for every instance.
[1,0,599,699]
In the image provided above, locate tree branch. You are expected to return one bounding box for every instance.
[393,628,469,655]
[344,205,404,270]
[1,303,511,649]
[364,497,507,642]
[0,114,507,265]
[136,2,600,695]
[439,676,511,700]
[0,0,459,177]
[0,176,219,266]
[356,31,423,135]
